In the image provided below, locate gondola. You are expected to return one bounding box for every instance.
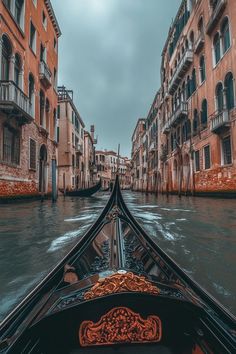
[60,179,101,197]
[0,176,235,353]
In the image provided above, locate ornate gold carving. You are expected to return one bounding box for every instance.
[79,307,162,347]
[84,272,160,300]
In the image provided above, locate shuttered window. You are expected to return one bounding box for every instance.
[29,138,36,170]
[3,125,20,165]
[222,136,232,165]
[204,145,211,170]
[195,150,200,171]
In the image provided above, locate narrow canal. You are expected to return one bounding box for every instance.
[0,191,235,321]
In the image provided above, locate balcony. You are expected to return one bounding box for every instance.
[206,0,227,35]
[162,102,188,133]
[39,61,52,88]
[0,81,33,124]
[168,49,193,94]
[210,109,230,133]
[76,143,83,154]
[194,32,205,54]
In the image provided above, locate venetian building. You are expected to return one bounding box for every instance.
[146,91,161,193]
[95,150,111,189]
[57,86,85,190]
[0,0,61,198]
[131,118,146,191]
[159,0,236,196]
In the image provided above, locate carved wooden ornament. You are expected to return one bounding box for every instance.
[79,307,162,347]
[84,271,160,300]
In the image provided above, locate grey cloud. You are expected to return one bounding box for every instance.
[51,0,180,156]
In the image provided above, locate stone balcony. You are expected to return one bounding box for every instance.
[39,61,52,88]
[0,80,33,124]
[210,109,230,133]
[162,101,188,134]
[206,0,227,35]
[76,143,83,154]
[194,32,205,54]
[168,49,193,94]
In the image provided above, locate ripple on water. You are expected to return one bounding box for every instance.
[47,225,89,252]
[64,214,95,222]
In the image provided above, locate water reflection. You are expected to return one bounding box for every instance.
[0,191,235,321]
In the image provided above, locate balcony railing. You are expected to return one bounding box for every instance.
[39,61,52,88]
[210,109,230,133]
[76,143,83,154]
[206,0,227,35]
[168,49,193,94]
[194,32,205,54]
[0,80,33,123]
[162,101,188,133]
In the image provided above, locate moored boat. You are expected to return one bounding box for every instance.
[60,179,101,197]
[0,176,235,353]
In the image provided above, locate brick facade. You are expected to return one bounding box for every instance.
[0,0,60,199]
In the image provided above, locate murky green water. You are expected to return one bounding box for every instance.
[0,191,235,321]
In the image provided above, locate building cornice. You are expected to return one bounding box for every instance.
[44,0,62,37]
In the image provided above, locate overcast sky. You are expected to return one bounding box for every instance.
[51,0,181,157]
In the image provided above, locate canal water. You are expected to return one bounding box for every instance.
[0,191,235,321]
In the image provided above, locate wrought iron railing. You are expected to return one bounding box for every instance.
[168,49,193,93]
[39,61,52,85]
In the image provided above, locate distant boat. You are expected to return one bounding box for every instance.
[0,175,235,353]
[60,179,101,197]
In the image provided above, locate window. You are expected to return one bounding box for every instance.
[15,0,24,26]
[213,32,221,65]
[54,38,57,51]
[186,76,191,99]
[57,127,60,143]
[191,68,197,94]
[29,138,36,170]
[216,82,224,112]
[193,109,199,136]
[30,21,36,53]
[194,150,200,171]
[42,10,47,29]
[200,56,206,83]
[72,155,75,167]
[201,99,208,129]
[3,125,20,165]
[39,90,45,126]
[14,53,21,87]
[221,17,230,53]
[57,105,60,119]
[222,136,232,165]
[53,68,57,90]
[1,35,12,81]
[224,72,234,110]
[40,43,46,62]
[204,145,211,169]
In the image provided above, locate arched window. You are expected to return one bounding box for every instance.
[190,31,194,49]
[1,35,12,81]
[14,53,21,87]
[15,0,24,26]
[182,123,186,143]
[200,55,206,83]
[40,90,45,126]
[225,72,234,110]
[221,17,230,53]
[186,76,191,99]
[185,39,189,50]
[171,133,174,151]
[186,119,191,140]
[45,98,50,131]
[201,99,208,128]
[193,109,199,136]
[182,81,186,101]
[213,32,221,65]
[29,73,35,117]
[191,68,197,93]
[198,16,204,35]
[216,82,224,112]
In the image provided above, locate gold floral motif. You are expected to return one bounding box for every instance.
[84,271,160,300]
[79,307,162,346]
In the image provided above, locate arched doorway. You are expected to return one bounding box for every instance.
[39,145,47,193]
